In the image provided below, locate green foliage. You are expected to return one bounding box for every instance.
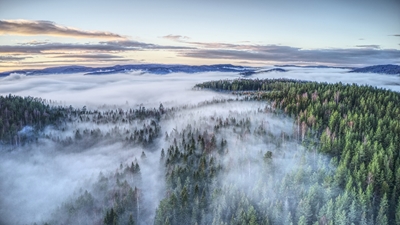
[194,78,400,224]
[0,94,66,145]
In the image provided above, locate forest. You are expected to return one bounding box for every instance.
[1,78,399,225]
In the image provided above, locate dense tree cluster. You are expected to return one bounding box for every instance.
[0,95,66,145]
[153,106,340,225]
[46,106,163,148]
[0,95,166,148]
[196,78,400,224]
[46,159,143,225]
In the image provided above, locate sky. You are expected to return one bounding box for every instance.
[0,0,399,71]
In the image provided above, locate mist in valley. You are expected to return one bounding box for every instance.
[1,69,399,224]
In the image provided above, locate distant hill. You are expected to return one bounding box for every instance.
[2,64,399,77]
[0,66,94,77]
[240,68,287,76]
[0,64,254,77]
[349,64,400,75]
[274,65,354,69]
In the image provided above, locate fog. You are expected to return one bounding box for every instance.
[0,141,137,223]
[0,72,236,109]
[158,100,336,224]
[0,68,399,109]
[253,67,400,92]
[0,68,398,224]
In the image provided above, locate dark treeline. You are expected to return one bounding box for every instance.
[0,95,168,148]
[195,78,400,225]
[0,94,66,145]
[47,105,163,148]
[193,78,311,92]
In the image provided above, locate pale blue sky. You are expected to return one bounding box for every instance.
[0,0,399,71]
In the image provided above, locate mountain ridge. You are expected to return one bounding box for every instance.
[1,64,399,77]
[349,64,400,75]
[0,64,254,77]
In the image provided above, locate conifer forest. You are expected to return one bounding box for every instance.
[1,78,400,225]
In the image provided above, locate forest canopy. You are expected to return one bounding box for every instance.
[1,78,399,225]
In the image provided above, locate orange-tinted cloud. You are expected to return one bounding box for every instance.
[0,20,125,39]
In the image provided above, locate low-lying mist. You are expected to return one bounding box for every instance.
[0,68,398,224]
[0,68,399,109]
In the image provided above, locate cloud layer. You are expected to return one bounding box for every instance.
[162,34,400,66]
[1,20,399,68]
[1,68,399,108]
[179,42,400,66]
[0,55,30,61]
[0,20,125,39]
[0,40,192,54]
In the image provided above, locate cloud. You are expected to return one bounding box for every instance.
[0,41,193,54]
[52,53,124,59]
[180,44,400,66]
[389,34,400,37]
[189,42,254,50]
[0,55,30,61]
[0,72,239,108]
[161,35,257,50]
[0,19,125,39]
[101,40,193,50]
[163,38,399,65]
[163,36,256,50]
[2,69,400,108]
[0,43,127,53]
[1,73,27,81]
[20,40,52,46]
[1,28,398,67]
[162,34,190,41]
[355,45,380,49]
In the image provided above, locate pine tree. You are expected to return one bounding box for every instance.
[248,206,258,225]
[376,194,388,225]
[128,214,135,225]
[298,215,307,225]
[161,148,165,160]
[395,198,400,225]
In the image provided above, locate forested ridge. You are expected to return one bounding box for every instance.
[0,95,66,145]
[1,78,400,225]
[195,78,400,225]
[0,95,164,148]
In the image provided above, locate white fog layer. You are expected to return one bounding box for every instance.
[0,68,399,109]
[0,68,399,224]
